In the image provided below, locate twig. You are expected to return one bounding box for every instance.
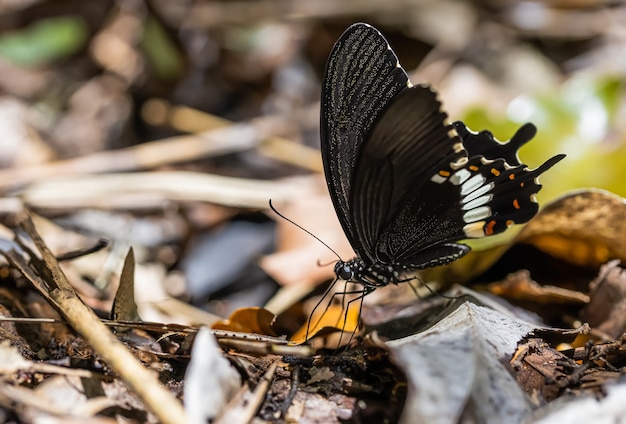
[18,172,317,211]
[215,361,279,424]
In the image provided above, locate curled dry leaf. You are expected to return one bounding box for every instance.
[516,189,626,267]
[580,260,626,338]
[488,270,590,305]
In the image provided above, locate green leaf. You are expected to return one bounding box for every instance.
[140,15,184,80]
[0,16,88,68]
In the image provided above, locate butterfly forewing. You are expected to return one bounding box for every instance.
[321,23,410,261]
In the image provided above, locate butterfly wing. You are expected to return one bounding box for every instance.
[372,151,564,269]
[322,22,565,270]
[345,60,565,270]
[348,85,470,265]
[321,23,410,262]
[454,121,538,166]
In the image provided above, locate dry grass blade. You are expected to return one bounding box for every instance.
[111,247,139,322]
[19,172,315,211]
[0,113,289,190]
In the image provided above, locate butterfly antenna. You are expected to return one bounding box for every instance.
[269,199,342,261]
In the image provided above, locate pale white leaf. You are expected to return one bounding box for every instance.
[387,301,538,424]
[184,327,241,424]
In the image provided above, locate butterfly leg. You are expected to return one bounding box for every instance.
[401,275,459,301]
[336,285,376,349]
[306,277,341,341]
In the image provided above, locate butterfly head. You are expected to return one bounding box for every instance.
[334,259,359,281]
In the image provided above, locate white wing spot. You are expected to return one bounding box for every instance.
[450,169,471,185]
[463,206,492,223]
[462,182,494,203]
[431,173,447,184]
[462,194,493,211]
[461,174,486,195]
[450,157,469,170]
[463,221,486,238]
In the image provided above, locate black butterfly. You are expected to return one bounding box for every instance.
[321,23,565,296]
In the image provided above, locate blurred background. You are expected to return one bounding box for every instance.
[0,0,624,324]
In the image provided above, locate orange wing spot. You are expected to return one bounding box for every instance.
[485,220,497,235]
[469,165,479,171]
[506,220,514,227]
[491,168,500,177]
[439,170,451,177]
[520,182,525,187]
[509,174,515,180]
[513,199,520,209]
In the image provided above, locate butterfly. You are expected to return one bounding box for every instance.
[320,23,565,298]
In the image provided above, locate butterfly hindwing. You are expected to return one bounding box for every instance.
[350,86,467,264]
[454,121,538,166]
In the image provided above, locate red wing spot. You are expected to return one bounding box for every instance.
[485,220,497,235]
[439,170,451,177]
[509,174,515,180]
[491,168,500,177]
[513,199,520,209]
[469,165,479,171]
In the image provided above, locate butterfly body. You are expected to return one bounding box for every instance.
[335,258,402,289]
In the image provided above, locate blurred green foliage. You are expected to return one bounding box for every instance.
[140,15,184,81]
[0,16,87,68]
[462,75,626,201]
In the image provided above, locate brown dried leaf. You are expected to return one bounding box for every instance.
[510,338,574,402]
[111,247,139,322]
[517,189,626,267]
[290,303,361,346]
[488,270,590,304]
[425,189,626,284]
[580,260,626,338]
[212,307,277,336]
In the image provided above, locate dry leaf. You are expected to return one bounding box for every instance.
[212,307,277,336]
[386,300,538,424]
[517,189,626,267]
[290,303,361,346]
[111,247,139,322]
[424,189,626,284]
[185,327,241,423]
[488,270,590,305]
[580,260,626,338]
